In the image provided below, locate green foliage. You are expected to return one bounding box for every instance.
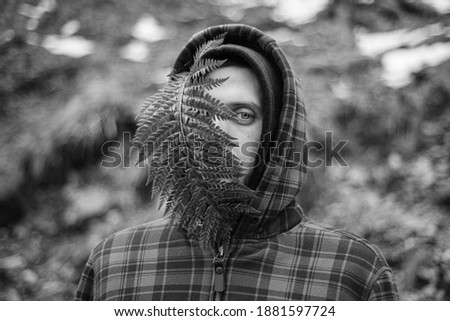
[133,35,258,249]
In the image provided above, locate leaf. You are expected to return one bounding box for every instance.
[133,34,257,250]
[189,58,227,81]
[187,76,229,91]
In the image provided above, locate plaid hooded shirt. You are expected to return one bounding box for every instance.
[76,24,399,301]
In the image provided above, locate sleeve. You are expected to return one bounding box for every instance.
[368,268,400,301]
[75,257,95,301]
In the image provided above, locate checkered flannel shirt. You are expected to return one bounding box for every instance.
[76,213,398,300]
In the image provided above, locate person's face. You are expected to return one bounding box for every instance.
[207,66,263,177]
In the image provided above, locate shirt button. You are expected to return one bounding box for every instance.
[215,266,224,274]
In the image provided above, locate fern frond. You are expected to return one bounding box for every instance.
[133,110,176,147]
[136,121,180,165]
[133,34,257,250]
[183,121,235,146]
[189,58,227,81]
[160,158,188,210]
[182,91,237,121]
[187,77,229,91]
[137,92,163,118]
[190,33,226,71]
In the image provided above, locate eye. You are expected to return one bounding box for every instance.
[235,108,256,125]
[239,112,251,119]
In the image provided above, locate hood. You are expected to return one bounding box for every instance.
[172,24,307,239]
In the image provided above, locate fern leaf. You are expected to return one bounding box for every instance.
[182,92,237,122]
[189,58,227,81]
[136,121,179,165]
[190,33,226,72]
[187,77,229,91]
[133,34,257,250]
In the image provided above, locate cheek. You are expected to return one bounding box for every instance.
[211,121,262,167]
[213,119,228,134]
[249,123,262,143]
[228,123,262,147]
[238,131,258,147]
[238,122,262,149]
[234,125,262,167]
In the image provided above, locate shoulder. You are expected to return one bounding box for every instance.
[89,217,172,261]
[292,218,394,294]
[297,219,389,266]
[292,219,398,299]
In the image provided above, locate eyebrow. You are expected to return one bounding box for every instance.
[226,101,262,111]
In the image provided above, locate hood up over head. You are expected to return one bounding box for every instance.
[172,24,307,240]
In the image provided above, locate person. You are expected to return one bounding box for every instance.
[75,24,399,300]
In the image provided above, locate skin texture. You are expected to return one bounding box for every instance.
[207,66,263,176]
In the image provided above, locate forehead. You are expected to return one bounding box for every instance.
[207,66,262,107]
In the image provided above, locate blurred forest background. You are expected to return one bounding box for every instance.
[0,0,449,300]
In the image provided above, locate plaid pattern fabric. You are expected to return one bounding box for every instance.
[76,24,399,301]
[76,215,398,300]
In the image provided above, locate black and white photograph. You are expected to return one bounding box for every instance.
[0,0,449,306]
